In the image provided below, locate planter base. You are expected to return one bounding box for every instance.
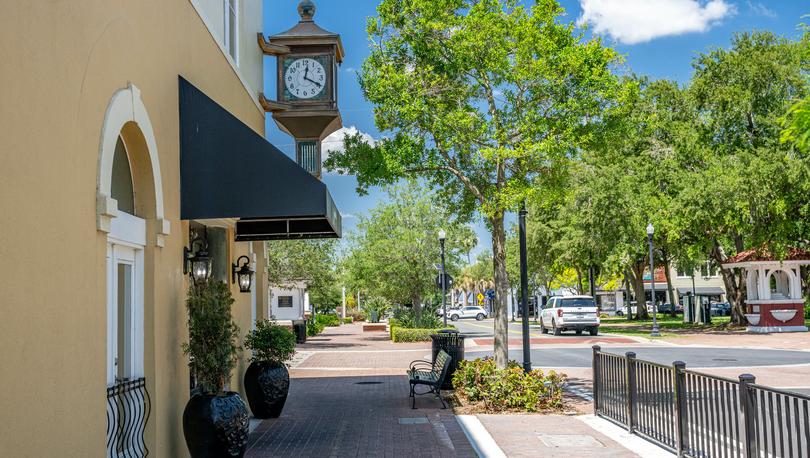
[183,392,249,458]
[244,362,289,419]
[747,325,808,333]
[363,323,387,332]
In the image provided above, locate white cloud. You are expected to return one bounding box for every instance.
[340,212,357,219]
[578,0,736,45]
[321,126,376,174]
[747,1,776,19]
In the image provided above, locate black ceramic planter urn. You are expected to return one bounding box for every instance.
[183,392,249,458]
[244,361,290,419]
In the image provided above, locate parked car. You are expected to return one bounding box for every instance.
[656,303,683,314]
[710,302,731,316]
[540,295,600,336]
[447,306,488,321]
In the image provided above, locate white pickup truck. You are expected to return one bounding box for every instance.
[540,295,600,336]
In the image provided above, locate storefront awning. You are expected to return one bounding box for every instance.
[179,77,340,240]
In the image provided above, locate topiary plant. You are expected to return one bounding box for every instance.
[183,278,241,394]
[244,319,296,365]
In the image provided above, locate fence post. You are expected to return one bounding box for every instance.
[626,351,637,433]
[738,374,756,458]
[592,345,601,415]
[673,361,687,457]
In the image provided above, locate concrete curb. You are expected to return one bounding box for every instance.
[576,414,676,458]
[456,415,507,458]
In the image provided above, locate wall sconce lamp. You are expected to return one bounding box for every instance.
[184,235,212,282]
[232,255,254,293]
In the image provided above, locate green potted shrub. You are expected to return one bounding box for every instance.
[243,319,296,418]
[182,278,248,458]
[362,296,391,323]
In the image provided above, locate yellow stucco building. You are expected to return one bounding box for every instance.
[0,1,341,456]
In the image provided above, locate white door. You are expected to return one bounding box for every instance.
[106,211,145,385]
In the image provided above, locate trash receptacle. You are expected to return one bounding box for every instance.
[430,329,465,389]
[293,322,307,344]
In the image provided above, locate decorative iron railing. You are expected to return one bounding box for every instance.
[106,377,150,458]
[592,345,810,457]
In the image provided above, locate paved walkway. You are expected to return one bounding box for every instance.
[245,322,665,457]
[245,324,476,457]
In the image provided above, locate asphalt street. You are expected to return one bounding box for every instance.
[453,319,810,369]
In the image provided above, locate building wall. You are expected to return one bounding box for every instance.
[0,1,264,456]
[191,0,264,102]
[270,286,306,321]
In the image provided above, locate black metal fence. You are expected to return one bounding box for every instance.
[106,377,151,457]
[592,345,810,457]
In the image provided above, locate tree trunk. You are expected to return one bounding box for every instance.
[623,272,634,320]
[412,293,422,323]
[576,267,584,294]
[710,240,747,325]
[490,212,510,369]
[629,261,650,319]
[661,251,677,317]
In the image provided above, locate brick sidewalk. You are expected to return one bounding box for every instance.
[246,324,476,457]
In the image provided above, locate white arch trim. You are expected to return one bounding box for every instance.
[97,83,170,247]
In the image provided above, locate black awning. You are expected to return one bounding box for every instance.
[179,77,340,240]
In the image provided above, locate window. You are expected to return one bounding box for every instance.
[223,0,238,64]
[559,298,596,308]
[700,262,718,278]
[111,137,135,215]
[278,296,293,308]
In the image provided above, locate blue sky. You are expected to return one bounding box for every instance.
[263,0,808,257]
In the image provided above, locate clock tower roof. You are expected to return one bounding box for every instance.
[269,0,344,63]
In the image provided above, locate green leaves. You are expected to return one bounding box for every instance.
[243,319,296,365]
[344,182,474,310]
[325,0,622,219]
[183,279,241,394]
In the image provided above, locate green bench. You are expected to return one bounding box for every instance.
[407,349,452,409]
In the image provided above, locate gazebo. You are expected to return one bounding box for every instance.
[722,248,810,333]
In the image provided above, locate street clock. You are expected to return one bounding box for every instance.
[259,0,344,179]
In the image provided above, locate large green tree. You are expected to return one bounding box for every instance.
[344,182,473,322]
[265,239,339,311]
[675,31,810,322]
[326,0,621,367]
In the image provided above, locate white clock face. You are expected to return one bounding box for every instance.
[285,58,326,100]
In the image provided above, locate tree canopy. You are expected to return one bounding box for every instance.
[326,0,623,367]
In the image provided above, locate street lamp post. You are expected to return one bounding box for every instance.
[439,229,447,326]
[519,206,532,372]
[647,223,661,337]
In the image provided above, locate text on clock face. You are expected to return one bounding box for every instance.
[285,58,326,99]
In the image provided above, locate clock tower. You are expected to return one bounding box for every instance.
[259,0,344,179]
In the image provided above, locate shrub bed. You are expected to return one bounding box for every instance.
[390,325,456,342]
[315,314,341,327]
[452,358,565,413]
[342,317,353,324]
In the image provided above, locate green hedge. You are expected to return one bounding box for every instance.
[307,320,325,336]
[390,325,456,342]
[342,317,353,324]
[315,314,341,327]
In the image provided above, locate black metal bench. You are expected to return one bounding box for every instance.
[407,349,452,409]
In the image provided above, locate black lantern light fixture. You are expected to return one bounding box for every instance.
[184,234,212,283]
[232,255,254,293]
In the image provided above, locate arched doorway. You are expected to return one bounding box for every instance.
[98,84,167,457]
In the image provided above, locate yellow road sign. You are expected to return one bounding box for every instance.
[477,292,484,304]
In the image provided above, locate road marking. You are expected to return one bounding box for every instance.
[459,321,545,338]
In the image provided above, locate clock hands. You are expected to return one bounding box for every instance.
[302,63,323,88]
